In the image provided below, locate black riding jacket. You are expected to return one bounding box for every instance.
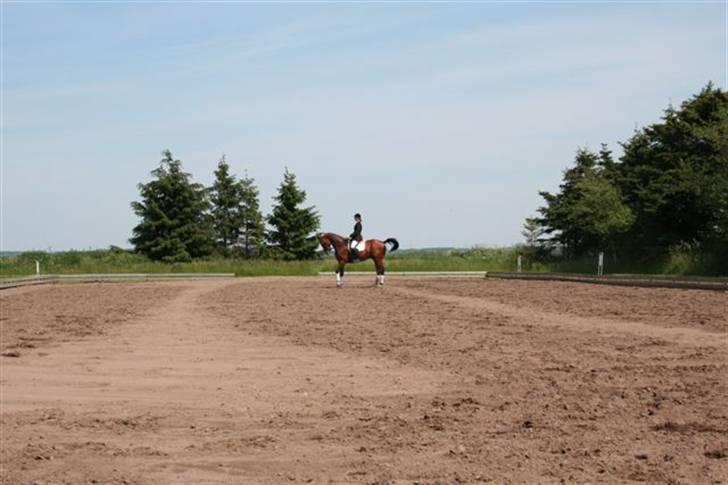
[350,222,362,241]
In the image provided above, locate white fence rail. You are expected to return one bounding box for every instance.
[2,271,724,291]
[317,271,727,291]
[0,273,235,290]
[318,271,488,277]
[484,272,727,291]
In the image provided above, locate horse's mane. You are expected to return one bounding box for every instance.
[321,232,346,244]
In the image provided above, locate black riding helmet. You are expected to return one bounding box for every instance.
[354,213,361,220]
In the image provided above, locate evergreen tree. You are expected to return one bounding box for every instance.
[572,172,634,257]
[521,217,551,261]
[522,217,545,248]
[536,147,634,258]
[266,168,320,260]
[531,83,727,263]
[237,171,265,258]
[210,155,243,255]
[617,83,728,248]
[537,148,600,257]
[130,150,213,262]
[597,143,618,181]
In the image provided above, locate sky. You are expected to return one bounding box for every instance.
[1,1,726,251]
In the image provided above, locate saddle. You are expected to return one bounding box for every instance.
[348,239,365,262]
[349,239,366,251]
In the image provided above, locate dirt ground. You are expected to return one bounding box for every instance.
[0,277,726,484]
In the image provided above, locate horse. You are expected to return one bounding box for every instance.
[319,232,399,287]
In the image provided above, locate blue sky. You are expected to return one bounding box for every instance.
[2,2,726,250]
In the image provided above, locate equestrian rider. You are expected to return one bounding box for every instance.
[349,213,363,261]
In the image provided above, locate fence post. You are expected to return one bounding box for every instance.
[597,252,604,276]
[517,255,522,273]
[35,260,41,276]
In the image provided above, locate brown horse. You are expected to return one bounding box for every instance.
[319,232,399,287]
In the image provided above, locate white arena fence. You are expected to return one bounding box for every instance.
[0,273,235,290]
[318,271,727,291]
[1,271,724,291]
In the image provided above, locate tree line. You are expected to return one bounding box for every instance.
[525,83,727,269]
[130,152,320,262]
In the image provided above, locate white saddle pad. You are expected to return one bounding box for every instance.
[352,240,366,251]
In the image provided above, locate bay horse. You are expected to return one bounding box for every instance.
[319,232,399,287]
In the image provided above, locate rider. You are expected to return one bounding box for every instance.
[349,213,363,261]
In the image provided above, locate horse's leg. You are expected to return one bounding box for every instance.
[374,256,385,287]
[336,262,345,288]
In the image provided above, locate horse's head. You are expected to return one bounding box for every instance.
[319,233,333,254]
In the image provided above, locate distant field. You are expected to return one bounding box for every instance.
[0,251,23,258]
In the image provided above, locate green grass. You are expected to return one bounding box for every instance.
[544,242,728,277]
[0,250,323,277]
[1,244,725,278]
[344,246,527,272]
[0,247,524,277]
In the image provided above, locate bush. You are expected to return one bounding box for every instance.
[663,241,728,277]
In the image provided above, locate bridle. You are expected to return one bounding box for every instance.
[319,234,333,254]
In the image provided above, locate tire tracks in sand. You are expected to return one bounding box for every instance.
[1,279,451,484]
[392,286,727,349]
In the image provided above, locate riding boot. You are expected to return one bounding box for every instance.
[350,248,358,262]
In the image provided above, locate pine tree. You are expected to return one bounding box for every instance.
[537,148,600,257]
[237,171,265,258]
[617,83,728,248]
[522,217,546,247]
[266,168,320,260]
[597,143,617,181]
[572,172,634,258]
[536,147,635,258]
[210,155,243,255]
[130,150,213,262]
[521,217,550,262]
[529,83,727,271]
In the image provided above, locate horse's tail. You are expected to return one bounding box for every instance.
[384,238,399,252]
